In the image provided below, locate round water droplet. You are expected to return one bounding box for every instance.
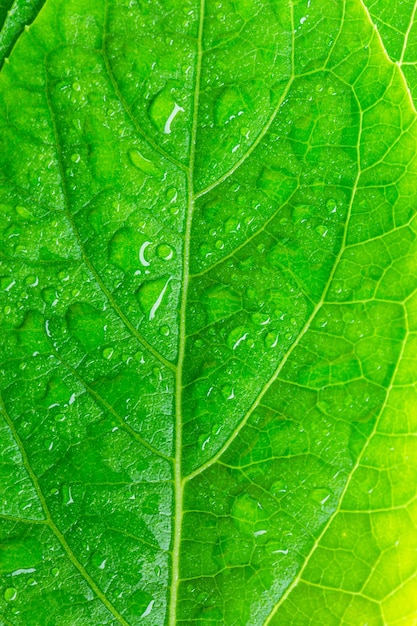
[156,244,174,260]
[159,325,170,336]
[54,413,65,423]
[316,225,328,237]
[3,305,11,314]
[4,588,17,601]
[199,244,211,258]
[24,275,38,287]
[215,240,224,250]
[240,126,250,136]
[72,81,81,91]
[51,567,59,577]
[326,198,337,213]
[71,153,81,163]
[102,347,114,360]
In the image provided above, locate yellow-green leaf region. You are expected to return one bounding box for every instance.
[1,0,417,624]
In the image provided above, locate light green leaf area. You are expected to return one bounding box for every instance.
[1,0,417,624]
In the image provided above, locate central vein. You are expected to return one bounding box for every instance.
[168,1,206,624]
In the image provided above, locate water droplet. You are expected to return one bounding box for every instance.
[225,217,239,233]
[148,82,184,134]
[159,325,170,336]
[128,150,161,177]
[227,327,249,350]
[102,347,114,360]
[61,484,74,506]
[265,332,279,349]
[326,198,337,213]
[16,205,32,218]
[214,86,245,125]
[4,588,17,601]
[51,567,59,577]
[199,244,212,258]
[251,312,270,326]
[215,239,224,250]
[310,488,332,505]
[136,276,172,321]
[72,81,81,91]
[71,153,81,163]
[271,479,287,496]
[3,305,11,314]
[141,599,155,618]
[221,384,235,400]
[165,187,178,203]
[316,225,328,237]
[156,243,174,260]
[198,434,211,450]
[134,351,145,363]
[163,103,185,134]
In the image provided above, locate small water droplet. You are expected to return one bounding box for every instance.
[24,275,38,287]
[71,153,81,163]
[61,484,74,506]
[165,187,178,203]
[16,205,32,218]
[51,567,59,577]
[72,81,81,91]
[102,347,114,360]
[156,243,174,260]
[310,488,332,505]
[159,325,170,336]
[4,588,17,602]
[134,351,145,363]
[316,225,328,237]
[326,198,337,213]
[215,239,224,250]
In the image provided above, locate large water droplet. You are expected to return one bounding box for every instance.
[214,86,245,126]
[136,276,171,321]
[148,82,184,134]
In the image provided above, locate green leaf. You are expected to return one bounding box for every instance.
[1,0,417,624]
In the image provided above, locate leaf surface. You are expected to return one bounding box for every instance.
[1,0,417,624]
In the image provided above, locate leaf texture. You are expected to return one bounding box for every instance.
[1,0,417,624]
